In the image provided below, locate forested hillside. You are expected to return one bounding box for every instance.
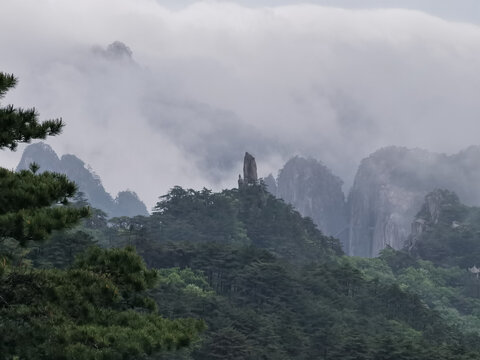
[19,183,480,359]
[408,189,480,268]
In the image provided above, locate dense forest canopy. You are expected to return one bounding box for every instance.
[22,183,480,359]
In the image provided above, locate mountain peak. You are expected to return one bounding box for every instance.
[16,142,61,173]
[276,156,347,242]
[16,142,148,217]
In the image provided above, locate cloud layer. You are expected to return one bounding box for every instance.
[1,0,480,209]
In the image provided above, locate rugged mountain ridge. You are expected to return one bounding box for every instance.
[346,147,431,257]
[271,146,480,257]
[17,142,148,218]
[347,146,480,257]
[19,143,480,255]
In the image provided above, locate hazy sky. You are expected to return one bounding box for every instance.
[160,0,480,24]
[1,0,480,210]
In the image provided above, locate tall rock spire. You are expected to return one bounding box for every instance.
[243,152,258,185]
[238,152,258,188]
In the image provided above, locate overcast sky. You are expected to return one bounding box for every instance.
[160,0,480,24]
[1,0,480,210]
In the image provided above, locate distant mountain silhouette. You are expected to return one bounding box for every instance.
[17,142,148,217]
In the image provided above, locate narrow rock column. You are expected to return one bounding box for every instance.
[243,152,258,185]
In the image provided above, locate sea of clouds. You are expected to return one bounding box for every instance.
[1,0,479,209]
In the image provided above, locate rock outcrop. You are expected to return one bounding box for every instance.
[406,189,461,251]
[16,142,148,217]
[262,146,480,257]
[346,146,480,257]
[239,152,258,188]
[276,156,348,242]
[243,152,258,185]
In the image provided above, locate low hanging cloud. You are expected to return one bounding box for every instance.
[1,0,480,209]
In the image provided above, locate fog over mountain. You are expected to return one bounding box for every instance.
[1,0,480,209]
[16,142,149,218]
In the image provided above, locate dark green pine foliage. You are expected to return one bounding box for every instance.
[0,72,89,246]
[27,229,98,268]
[0,73,63,150]
[65,185,480,359]
[408,189,480,268]
[87,185,480,359]
[144,184,342,263]
[0,165,90,244]
[0,246,204,359]
[139,242,477,360]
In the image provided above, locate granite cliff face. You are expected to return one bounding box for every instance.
[264,146,480,257]
[347,146,480,257]
[16,143,148,217]
[276,157,347,242]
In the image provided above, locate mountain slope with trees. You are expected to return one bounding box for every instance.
[79,185,480,359]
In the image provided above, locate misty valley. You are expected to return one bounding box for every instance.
[2,1,480,358]
[3,93,480,358]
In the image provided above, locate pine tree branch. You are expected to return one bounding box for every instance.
[0,73,16,99]
[0,72,64,150]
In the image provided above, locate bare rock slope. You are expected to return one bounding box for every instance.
[275,156,348,242]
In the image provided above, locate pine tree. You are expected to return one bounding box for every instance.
[0,73,64,150]
[0,72,204,358]
[0,72,89,246]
